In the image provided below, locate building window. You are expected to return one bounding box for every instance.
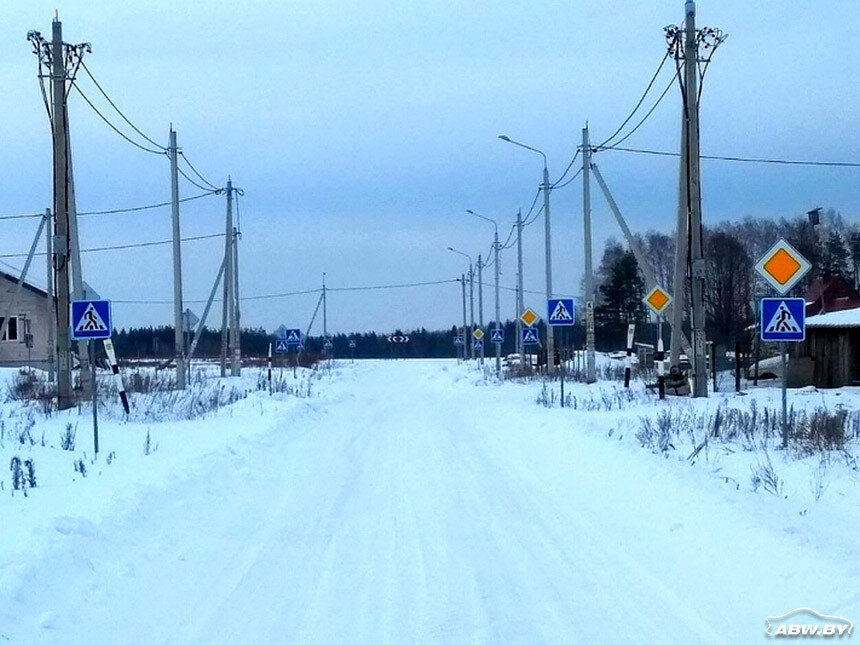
[0,316,18,342]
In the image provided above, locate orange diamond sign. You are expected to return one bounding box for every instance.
[472,328,484,340]
[755,239,811,295]
[644,286,672,315]
[520,308,539,327]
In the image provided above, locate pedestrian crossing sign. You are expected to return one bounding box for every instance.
[521,327,539,345]
[547,298,575,326]
[473,338,484,350]
[761,298,805,342]
[285,329,302,345]
[71,300,112,340]
[274,339,289,353]
[490,328,504,343]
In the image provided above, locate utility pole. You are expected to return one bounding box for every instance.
[168,127,186,389]
[322,272,328,351]
[45,208,55,382]
[66,127,91,395]
[542,165,555,372]
[468,264,474,360]
[493,227,501,374]
[516,208,524,359]
[461,274,467,362]
[221,178,233,377]
[666,1,725,397]
[231,224,241,375]
[582,124,596,383]
[670,119,689,369]
[477,254,484,365]
[47,19,77,409]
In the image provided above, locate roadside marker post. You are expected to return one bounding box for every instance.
[657,337,665,400]
[754,240,811,449]
[72,299,112,457]
[624,324,635,388]
[102,338,129,415]
[267,343,272,394]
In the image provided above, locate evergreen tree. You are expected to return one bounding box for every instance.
[821,229,850,278]
[595,250,646,325]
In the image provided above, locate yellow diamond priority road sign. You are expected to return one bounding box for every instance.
[644,285,672,316]
[520,308,539,327]
[472,328,484,340]
[754,239,811,295]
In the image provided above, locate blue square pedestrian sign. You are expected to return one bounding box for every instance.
[453,335,464,345]
[473,338,484,350]
[274,339,289,353]
[521,326,539,345]
[547,298,575,326]
[761,298,805,342]
[285,329,302,346]
[490,328,504,344]
[71,299,111,340]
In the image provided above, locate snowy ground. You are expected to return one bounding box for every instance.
[1,359,859,643]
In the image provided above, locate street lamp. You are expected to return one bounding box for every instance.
[448,246,475,360]
[498,134,555,372]
[467,210,502,374]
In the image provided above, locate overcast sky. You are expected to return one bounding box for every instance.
[1,1,859,335]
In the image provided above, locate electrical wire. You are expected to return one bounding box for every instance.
[551,149,580,188]
[595,146,860,168]
[79,60,166,151]
[328,278,459,292]
[113,288,322,306]
[594,69,678,152]
[177,166,215,192]
[596,51,670,150]
[78,191,219,216]
[70,82,166,155]
[551,166,583,191]
[0,232,223,259]
[179,152,221,192]
[523,204,545,228]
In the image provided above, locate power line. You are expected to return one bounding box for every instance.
[0,232,223,259]
[552,166,583,191]
[595,69,678,152]
[328,278,459,292]
[115,277,460,305]
[79,60,166,151]
[179,152,221,192]
[177,165,215,192]
[523,203,545,228]
[595,146,860,168]
[551,149,580,187]
[596,51,670,149]
[70,82,166,155]
[78,191,219,216]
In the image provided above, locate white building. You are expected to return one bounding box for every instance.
[0,268,53,369]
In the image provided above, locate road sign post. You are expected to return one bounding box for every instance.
[72,299,112,457]
[755,240,811,449]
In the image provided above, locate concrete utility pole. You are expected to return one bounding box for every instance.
[231,224,241,375]
[461,273,467,362]
[516,208,524,358]
[468,264,474,360]
[45,209,55,382]
[322,272,328,341]
[168,127,186,389]
[221,178,233,377]
[51,18,73,409]
[66,127,91,394]
[493,228,501,373]
[477,254,484,365]
[666,1,725,397]
[582,124,596,383]
[498,135,554,372]
[670,119,689,369]
[683,1,707,398]
[468,209,502,374]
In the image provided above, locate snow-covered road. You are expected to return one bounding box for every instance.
[3,360,856,643]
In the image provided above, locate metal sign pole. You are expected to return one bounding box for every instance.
[781,342,788,448]
[90,340,99,457]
